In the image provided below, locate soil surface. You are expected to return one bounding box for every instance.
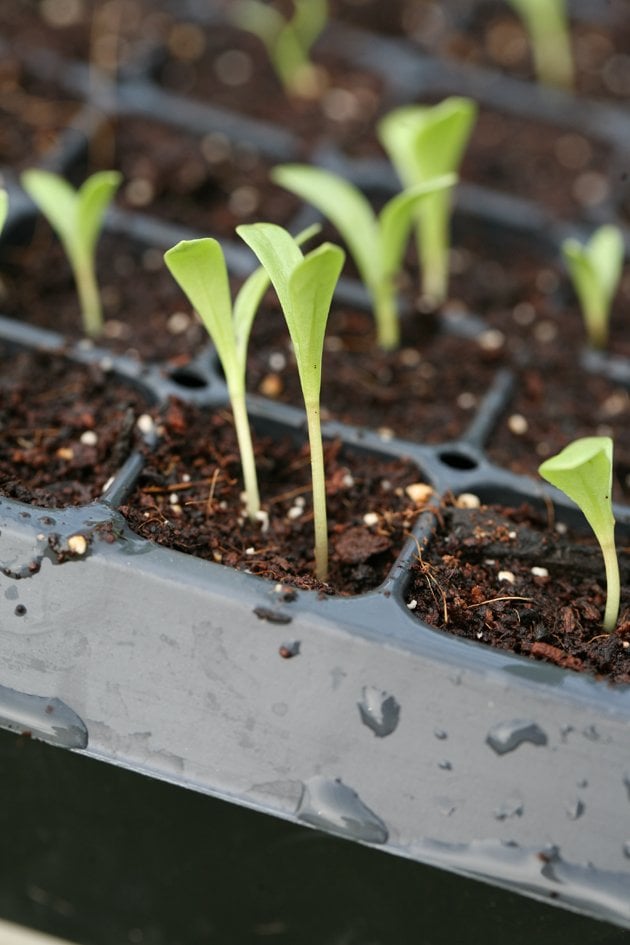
[120,398,425,595]
[0,343,151,506]
[407,498,630,683]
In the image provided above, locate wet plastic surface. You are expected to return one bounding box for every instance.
[1,3,630,934]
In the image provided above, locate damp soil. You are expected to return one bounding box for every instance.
[407,499,630,683]
[0,344,150,507]
[119,398,425,595]
[81,114,300,235]
[0,229,206,364]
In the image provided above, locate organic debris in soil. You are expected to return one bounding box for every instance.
[120,398,427,595]
[0,345,150,507]
[407,498,630,683]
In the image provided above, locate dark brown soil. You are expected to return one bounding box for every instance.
[0,57,80,168]
[407,499,630,682]
[120,398,425,595]
[0,343,151,507]
[154,22,387,155]
[0,230,207,363]
[82,115,300,234]
[246,303,501,443]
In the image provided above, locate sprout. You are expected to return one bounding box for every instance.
[0,188,7,233]
[272,163,455,350]
[237,222,344,581]
[21,169,122,338]
[164,224,320,524]
[538,436,620,632]
[562,225,624,350]
[377,97,477,306]
[505,0,574,90]
[229,0,328,97]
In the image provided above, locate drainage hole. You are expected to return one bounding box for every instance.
[437,450,479,471]
[169,367,209,389]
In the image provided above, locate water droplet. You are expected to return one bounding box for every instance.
[357,686,400,737]
[583,724,600,741]
[486,719,548,755]
[623,772,630,801]
[436,796,456,816]
[438,759,452,770]
[433,728,448,740]
[271,702,288,717]
[296,776,388,844]
[576,778,588,789]
[623,841,630,859]
[565,798,585,820]
[494,793,524,820]
[0,684,87,748]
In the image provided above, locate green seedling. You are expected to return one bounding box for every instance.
[539,436,620,632]
[21,169,122,338]
[272,163,456,351]
[562,225,624,350]
[164,223,321,524]
[505,0,574,90]
[236,222,345,581]
[0,189,8,234]
[229,0,328,97]
[377,97,477,306]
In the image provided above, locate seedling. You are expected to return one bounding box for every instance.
[21,169,122,338]
[0,189,7,234]
[229,0,328,97]
[377,98,477,305]
[539,436,620,632]
[164,224,320,524]
[236,222,345,581]
[272,163,455,350]
[562,225,624,350]
[505,0,574,90]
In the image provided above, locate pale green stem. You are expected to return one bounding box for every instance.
[519,3,574,89]
[417,192,449,306]
[230,388,261,522]
[74,251,104,338]
[601,531,620,632]
[372,279,400,352]
[305,399,328,581]
[583,306,608,351]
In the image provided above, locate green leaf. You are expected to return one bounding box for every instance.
[236,221,304,314]
[379,173,456,277]
[164,238,239,385]
[538,437,614,537]
[287,242,345,401]
[562,225,624,348]
[539,436,619,631]
[292,0,328,50]
[21,169,79,248]
[229,0,283,46]
[271,164,379,289]
[377,98,477,187]
[76,170,123,256]
[0,189,8,234]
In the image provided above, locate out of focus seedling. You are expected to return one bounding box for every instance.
[562,224,624,350]
[539,436,620,632]
[377,97,477,306]
[21,169,122,338]
[237,221,344,581]
[505,0,574,90]
[230,0,328,97]
[272,163,455,350]
[0,189,8,233]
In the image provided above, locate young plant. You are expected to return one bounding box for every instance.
[377,97,477,306]
[21,169,122,338]
[538,436,620,632]
[271,163,455,351]
[164,224,320,524]
[236,222,345,581]
[562,224,624,350]
[229,0,328,97]
[505,0,574,90]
